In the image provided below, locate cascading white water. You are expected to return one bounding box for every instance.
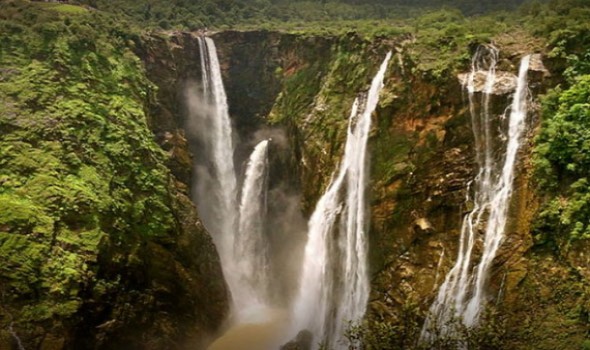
[193,37,274,324]
[194,36,239,268]
[292,52,392,349]
[422,49,531,340]
[463,54,531,325]
[421,46,500,338]
[235,139,271,320]
[193,37,274,323]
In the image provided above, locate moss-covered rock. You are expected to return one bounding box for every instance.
[0,2,228,348]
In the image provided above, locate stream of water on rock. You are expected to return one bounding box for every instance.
[193,36,240,301]
[421,48,532,341]
[291,51,392,349]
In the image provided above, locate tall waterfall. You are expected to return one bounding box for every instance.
[422,49,531,339]
[464,54,531,325]
[292,52,392,348]
[194,35,238,259]
[191,37,271,320]
[235,139,271,320]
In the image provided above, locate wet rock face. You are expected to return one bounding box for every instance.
[368,69,477,318]
[135,32,205,185]
[367,50,589,347]
[456,52,550,96]
[457,71,517,94]
[211,30,285,137]
[71,193,229,350]
[280,330,313,350]
[136,30,588,348]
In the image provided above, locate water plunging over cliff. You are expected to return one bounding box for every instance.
[193,36,238,271]
[292,52,392,348]
[190,37,271,321]
[235,139,271,320]
[464,54,531,325]
[422,49,531,339]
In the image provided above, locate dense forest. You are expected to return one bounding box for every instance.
[70,0,589,32]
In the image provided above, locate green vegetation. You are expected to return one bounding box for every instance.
[533,18,590,243]
[77,0,528,31]
[37,2,89,14]
[0,0,589,346]
[534,74,590,242]
[0,0,176,332]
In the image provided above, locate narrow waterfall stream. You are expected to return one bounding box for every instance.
[235,139,271,321]
[292,52,392,349]
[192,36,240,305]
[188,37,283,350]
[422,50,532,340]
[464,54,531,325]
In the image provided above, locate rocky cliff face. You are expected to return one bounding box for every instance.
[208,30,589,347]
[135,29,588,348]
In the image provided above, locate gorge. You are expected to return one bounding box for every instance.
[0,1,589,349]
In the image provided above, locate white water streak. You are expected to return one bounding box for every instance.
[464,55,531,325]
[8,323,25,350]
[422,48,531,339]
[195,36,238,259]
[293,52,392,349]
[196,37,274,322]
[235,140,271,319]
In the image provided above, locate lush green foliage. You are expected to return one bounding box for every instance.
[534,75,590,242]
[408,9,509,81]
[520,0,590,39]
[532,10,590,243]
[76,0,528,31]
[0,0,176,325]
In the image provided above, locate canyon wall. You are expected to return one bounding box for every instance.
[143,29,588,348]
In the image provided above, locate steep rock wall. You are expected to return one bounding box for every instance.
[212,30,589,348]
[138,29,589,348]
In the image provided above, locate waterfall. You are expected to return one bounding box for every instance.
[190,37,274,323]
[421,45,500,337]
[422,49,531,340]
[463,54,531,325]
[292,52,392,348]
[194,36,238,264]
[235,139,271,321]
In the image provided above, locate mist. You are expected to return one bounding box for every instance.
[183,77,309,346]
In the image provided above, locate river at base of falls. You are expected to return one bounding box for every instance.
[207,309,289,350]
